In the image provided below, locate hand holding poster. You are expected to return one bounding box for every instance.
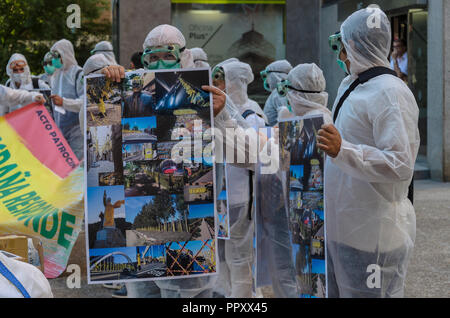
[0,103,83,278]
[84,69,218,284]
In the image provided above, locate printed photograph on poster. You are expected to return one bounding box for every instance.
[123,143,157,163]
[124,194,192,246]
[215,163,230,239]
[154,70,211,118]
[89,245,167,282]
[184,162,214,204]
[87,186,128,249]
[123,71,156,118]
[166,240,216,277]
[122,116,157,145]
[124,160,185,197]
[85,75,122,127]
[156,113,211,143]
[86,125,123,187]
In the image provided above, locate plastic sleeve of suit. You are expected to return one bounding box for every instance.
[63,97,83,113]
[0,85,39,108]
[331,94,416,184]
[214,97,262,171]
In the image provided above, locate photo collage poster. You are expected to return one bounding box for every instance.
[215,163,230,240]
[255,115,326,298]
[83,68,217,284]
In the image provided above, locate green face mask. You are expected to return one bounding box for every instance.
[44,65,56,75]
[263,79,271,92]
[337,55,349,74]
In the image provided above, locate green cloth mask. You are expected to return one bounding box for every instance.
[263,79,271,92]
[52,58,62,69]
[337,56,349,74]
[44,65,56,75]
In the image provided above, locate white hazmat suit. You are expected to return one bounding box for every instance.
[191,47,210,69]
[50,39,84,160]
[278,63,332,124]
[4,53,50,113]
[216,61,267,298]
[263,60,292,126]
[143,24,195,69]
[92,41,117,65]
[325,8,420,298]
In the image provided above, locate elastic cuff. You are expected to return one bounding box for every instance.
[330,139,352,165]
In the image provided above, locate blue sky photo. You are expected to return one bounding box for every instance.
[122,116,157,131]
[87,186,125,224]
[188,203,214,219]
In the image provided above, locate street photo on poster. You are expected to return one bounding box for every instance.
[184,162,214,204]
[86,125,123,187]
[124,160,185,197]
[216,163,230,239]
[85,75,122,127]
[85,69,217,284]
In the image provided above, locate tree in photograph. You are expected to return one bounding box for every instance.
[175,194,189,232]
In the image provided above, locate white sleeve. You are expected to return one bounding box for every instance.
[38,80,51,90]
[214,98,259,170]
[62,97,83,113]
[0,85,38,108]
[331,105,417,183]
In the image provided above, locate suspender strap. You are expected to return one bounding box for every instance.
[248,170,254,221]
[32,77,40,90]
[242,110,256,119]
[333,67,397,123]
[0,259,31,298]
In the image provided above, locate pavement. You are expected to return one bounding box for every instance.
[404,180,450,298]
[48,179,450,298]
